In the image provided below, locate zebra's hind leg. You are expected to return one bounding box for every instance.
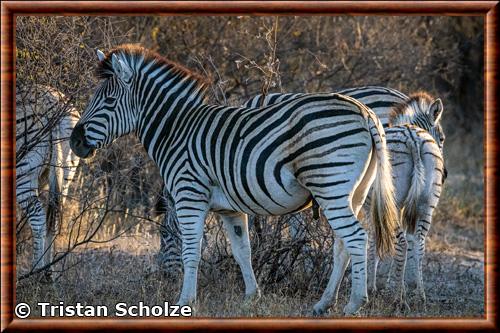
[43,170,62,281]
[411,221,431,310]
[313,203,368,316]
[312,237,350,315]
[391,227,410,314]
[367,227,379,295]
[219,212,260,302]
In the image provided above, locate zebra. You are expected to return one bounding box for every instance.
[16,84,80,275]
[365,96,445,310]
[70,44,398,315]
[244,90,446,154]
[155,87,447,280]
[153,188,182,277]
[243,87,409,128]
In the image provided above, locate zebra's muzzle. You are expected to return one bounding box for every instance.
[70,123,96,159]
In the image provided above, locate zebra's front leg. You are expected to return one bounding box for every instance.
[219,212,260,302]
[17,186,47,272]
[175,198,209,308]
[157,191,183,277]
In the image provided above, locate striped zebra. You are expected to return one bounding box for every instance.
[154,189,182,277]
[243,87,409,128]
[70,45,398,315]
[366,122,445,311]
[155,87,447,279]
[16,84,80,274]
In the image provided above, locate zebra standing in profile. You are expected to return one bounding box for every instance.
[16,84,80,274]
[70,44,398,315]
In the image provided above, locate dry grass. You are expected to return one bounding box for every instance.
[16,171,484,318]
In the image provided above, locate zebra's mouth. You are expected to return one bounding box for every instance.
[70,124,97,159]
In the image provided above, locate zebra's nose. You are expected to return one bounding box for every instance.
[70,123,85,146]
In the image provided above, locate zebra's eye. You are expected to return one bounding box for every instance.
[105,97,116,104]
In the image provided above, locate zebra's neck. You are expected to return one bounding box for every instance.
[135,65,208,171]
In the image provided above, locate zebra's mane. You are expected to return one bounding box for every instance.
[388,91,435,126]
[95,44,209,89]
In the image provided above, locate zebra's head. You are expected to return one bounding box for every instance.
[390,92,446,151]
[70,48,137,158]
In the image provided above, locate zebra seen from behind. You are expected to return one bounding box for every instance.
[70,44,399,315]
[16,84,80,275]
[365,99,445,310]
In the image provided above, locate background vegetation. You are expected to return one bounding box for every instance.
[15,16,484,317]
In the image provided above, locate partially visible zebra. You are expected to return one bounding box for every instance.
[153,189,182,277]
[365,96,445,310]
[155,87,447,279]
[243,86,409,128]
[16,84,80,274]
[70,45,399,315]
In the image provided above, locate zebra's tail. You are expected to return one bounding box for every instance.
[366,110,399,258]
[401,128,425,234]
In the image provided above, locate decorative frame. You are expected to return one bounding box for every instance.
[1,1,497,331]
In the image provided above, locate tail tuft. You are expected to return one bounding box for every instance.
[401,126,425,234]
[366,110,399,258]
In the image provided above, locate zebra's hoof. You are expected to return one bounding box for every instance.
[176,301,197,315]
[392,298,411,315]
[244,288,261,303]
[312,303,328,317]
[312,305,326,317]
[343,298,367,316]
[39,270,54,283]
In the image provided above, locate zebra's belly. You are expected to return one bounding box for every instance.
[209,176,312,216]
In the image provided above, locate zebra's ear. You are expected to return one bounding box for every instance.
[96,49,105,62]
[111,53,133,83]
[430,98,443,123]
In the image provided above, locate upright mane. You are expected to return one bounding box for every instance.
[388,91,435,126]
[95,44,209,89]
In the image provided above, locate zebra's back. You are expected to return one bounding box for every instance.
[242,86,408,128]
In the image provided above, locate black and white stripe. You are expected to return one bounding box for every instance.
[71,45,398,315]
[16,84,80,273]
